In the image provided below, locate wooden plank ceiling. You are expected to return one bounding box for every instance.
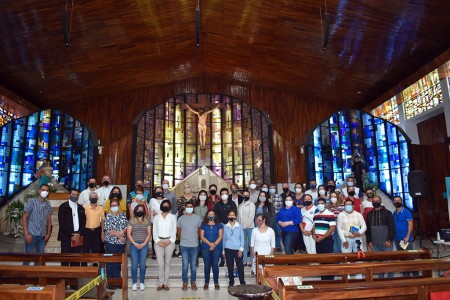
[0,0,450,107]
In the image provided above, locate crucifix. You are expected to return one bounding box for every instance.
[183,100,223,148]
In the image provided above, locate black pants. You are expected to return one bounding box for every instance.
[224,248,246,286]
[83,227,102,254]
[60,238,83,266]
[294,232,306,252]
[316,236,334,280]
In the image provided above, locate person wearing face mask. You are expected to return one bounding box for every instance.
[238,190,256,267]
[194,190,210,220]
[254,191,275,228]
[229,183,244,207]
[345,185,363,214]
[153,200,177,291]
[342,176,360,198]
[270,184,283,252]
[200,210,223,290]
[305,180,318,202]
[79,178,98,206]
[128,204,152,291]
[251,214,275,274]
[326,180,336,196]
[276,196,302,255]
[248,179,259,204]
[58,188,86,267]
[260,183,269,196]
[223,210,246,287]
[300,194,317,254]
[127,180,150,208]
[214,188,237,267]
[292,183,306,253]
[336,199,367,254]
[96,175,113,207]
[280,182,295,202]
[149,186,168,259]
[313,198,336,255]
[104,186,127,214]
[366,196,395,278]
[82,191,105,255]
[162,179,177,214]
[328,191,343,252]
[316,185,328,205]
[104,199,128,280]
[208,184,221,210]
[177,201,202,291]
[362,187,375,221]
[129,188,150,218]
[177,183,198,217]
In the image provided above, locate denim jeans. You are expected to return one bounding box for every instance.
[105,242,126,278]
[332,231,341,253]
[394,240,420,277]
[180,246,198,283]
[23,235,46,266]
[274,222,281,249]
[341,237,362,253]
[243,228,254,264]
[280,231,299,254]
[130,241,149,284]
[372,243,394,278]
[201,247,222,284]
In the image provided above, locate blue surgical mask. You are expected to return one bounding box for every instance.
[185,207,194,214]
[317,204,325,212]
[269,188,276,194]
[310,184,316,189]
[345,205,353,213]
[261,188,268,193]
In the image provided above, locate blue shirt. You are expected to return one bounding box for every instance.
[223,222,245,251]
[275,206,302,232]
[200,222,223,250]
[393,207,413,241]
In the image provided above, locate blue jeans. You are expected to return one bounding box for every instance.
[201,247,221,284]
[243,228,254,264]
[180,246,198,283]
[105,242,126,278]
[341,237,362,253]
[372,243,394,278]
[280,231,299,254]
[23,235,46,266]
[130,241,149,284]
[274,222,281,249]
[332,231,341,253]
[394,240,420,277]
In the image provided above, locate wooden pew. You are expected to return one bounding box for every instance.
[0,253,128,300]
[263,258,450,298]
[0,280,65,300]
[256,248,431,284]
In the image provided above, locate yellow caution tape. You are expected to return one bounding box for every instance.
[262,278,280,300]
[65,275,103,300]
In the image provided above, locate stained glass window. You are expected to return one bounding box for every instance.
[133,94,274,191]
[402,69,442,120]
[371,96,399,124]
[0,99,20,126]
[0,109,95,205]
[308,110,412,209]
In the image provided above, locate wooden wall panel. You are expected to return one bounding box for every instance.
[418,113,448,145]
[57,76,339,187]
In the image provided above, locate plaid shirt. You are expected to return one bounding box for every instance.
[272,194,283,214]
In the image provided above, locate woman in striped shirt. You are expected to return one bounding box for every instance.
[328,191,343,253]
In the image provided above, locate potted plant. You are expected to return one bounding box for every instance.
[3,200,25,238]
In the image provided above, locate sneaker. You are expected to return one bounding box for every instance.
[132,283,137,291]
[140,283,145,291]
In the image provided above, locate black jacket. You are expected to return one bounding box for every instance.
[214,200,238,224]
[228,194,244,206]
[254,203,276,228]
[366,206,395,244]
[57,201,87,241]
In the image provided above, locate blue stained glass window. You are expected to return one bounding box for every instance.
[308,109,412,209]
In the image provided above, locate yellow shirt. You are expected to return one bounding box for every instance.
[103,198,127,214]
[84,204,105,229]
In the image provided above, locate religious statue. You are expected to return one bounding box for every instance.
[35,158,53,188]
[185,102,222,148]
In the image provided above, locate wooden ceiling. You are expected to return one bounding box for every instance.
[1,0,450,108]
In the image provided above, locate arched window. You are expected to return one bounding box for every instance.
[133,94,274,192]
[307,109,412,208]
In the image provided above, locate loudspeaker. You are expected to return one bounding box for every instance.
[408,170,426,197]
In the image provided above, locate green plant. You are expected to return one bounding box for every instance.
[3,200,25,238]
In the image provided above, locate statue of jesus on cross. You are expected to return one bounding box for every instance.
[184,101,222,148]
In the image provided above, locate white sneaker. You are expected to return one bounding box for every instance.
[132,283,137,291]
[140,283,145,291]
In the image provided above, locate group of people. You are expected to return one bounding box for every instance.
[21,175,414,292]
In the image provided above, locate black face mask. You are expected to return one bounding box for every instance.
[366,193,374,198]
[327,184,335,190]
[210,190,217,195]
[283,188,290,194]
[372,202,381,208]
[304,200,312,207]
[135,211,145,217]
[243,196,250,201]
[228,217,236,222]
[90,198,98,204]
[112,192,120,198]
[160,206,170,213]
[348,191,356,196]
[155,192,163,198]
[103,180,110,186]
[88,182,96,188]
[393,202,403,208]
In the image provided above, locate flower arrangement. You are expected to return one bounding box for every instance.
[3,200,25,238]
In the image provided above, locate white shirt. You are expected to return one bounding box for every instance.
[305,190,318,201]
[96,185,113,206]
[251,227,275,255]
[148,198,166,223]
[69,200,79,232]
[336,210,367,242]
[342,187,360,198]
[249,190,259,204]
[362,199,373,210]
[78,188,98,206]
[301,205,317,231]
[153,213,177,244]
[238,200,256,229]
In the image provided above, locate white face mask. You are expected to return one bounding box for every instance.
[40,191,49,198]
[249,184,257,190]
[261,187,268,193]
[330,197,338,204]
[136,194,145,201]
[221,194,228,201]
[162,184,169,190]
[110,206,119,213]
[317,204,325,212]
[185,207,194,214]
[295,188,302,193]
[285,200,293,207]
[259,197,266,202]
[319,190,326,196]
[199,195,207,201]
